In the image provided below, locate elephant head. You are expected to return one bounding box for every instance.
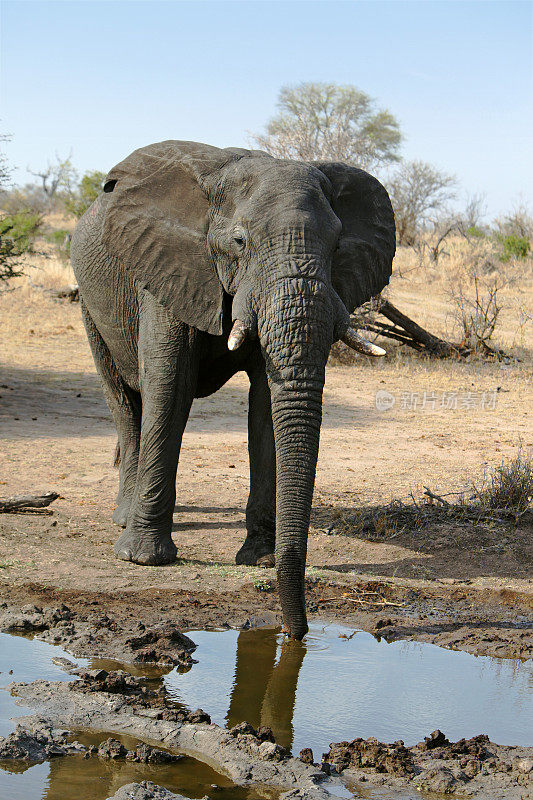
[101,141,396,639]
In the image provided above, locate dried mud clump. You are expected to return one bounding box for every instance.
[229,721,276,743]
[0,603,73,632]
[0,723,84,762]
[96,738,183,764]
[0,603,197,666]
[228,721,286,762]
[322,736,413,776]
[72,669,157,699]
[321,729,533,796]
[140,707,211,724]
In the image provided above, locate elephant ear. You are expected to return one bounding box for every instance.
[313,162,396,313]
[101,140,239,336]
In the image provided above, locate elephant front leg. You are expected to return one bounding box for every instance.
[115,299,199,565]
[236,364,276,567]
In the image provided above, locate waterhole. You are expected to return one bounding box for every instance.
[0,624,531,799]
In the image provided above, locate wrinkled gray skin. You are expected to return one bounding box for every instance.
[71,141,395,639]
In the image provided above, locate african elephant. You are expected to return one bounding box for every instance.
[71,140,395,639]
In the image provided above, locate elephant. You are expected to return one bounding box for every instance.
[71,140,395,640]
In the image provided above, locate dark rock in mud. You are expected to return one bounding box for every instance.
[73,669,156,699]
[0,603,197,666]
[187,707,211,724]
[94,738,183,764]
[138,707,211,725]
[0,722,85,762]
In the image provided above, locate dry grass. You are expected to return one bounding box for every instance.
[475,449,533,514]
[390,235,533,357]
[320,451,533,544]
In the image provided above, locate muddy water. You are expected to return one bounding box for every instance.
[0,745,275,800]
[160,624,533,755]
[0,624,532,800]
[0,633,273,800]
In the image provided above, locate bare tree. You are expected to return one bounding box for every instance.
[448,272,508,354]
[0,133,12,192]
[387,160,457,245]
[1,182,49,214]
[461,193,487,231]
[29,154,77,210]
[251,82,402,172]
[493,200,533,239]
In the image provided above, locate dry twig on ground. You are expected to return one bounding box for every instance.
[0,492,59,514]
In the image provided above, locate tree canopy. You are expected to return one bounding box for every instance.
[252,82,402,171]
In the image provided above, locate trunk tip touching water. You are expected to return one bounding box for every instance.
[282,621,309,641]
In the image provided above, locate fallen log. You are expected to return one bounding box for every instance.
[378,301,462,358]
[358,300,512,361]
[0,492,59,514]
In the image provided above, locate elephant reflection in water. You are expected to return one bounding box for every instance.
[31,629,305,799]
[227,628,306,752]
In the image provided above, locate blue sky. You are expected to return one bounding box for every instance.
[1,0,532,217]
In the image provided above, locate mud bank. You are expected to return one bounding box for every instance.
[1,577,531,660]
[0,603,197,665]
[5,676,340,800]
[3,670,532,799]
[105,782,329,800]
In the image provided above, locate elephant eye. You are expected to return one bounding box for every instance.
[232,230,246,250]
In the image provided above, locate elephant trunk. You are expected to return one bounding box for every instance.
[270,384,322,639]
[257,273,335,639]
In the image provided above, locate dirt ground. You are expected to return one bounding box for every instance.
[0,253,532,660]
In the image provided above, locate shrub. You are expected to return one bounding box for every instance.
[466,225,485,239]
[0,211,42,281]
[497,234,530,262]
[476,450,533,515]
[64,170,105,218]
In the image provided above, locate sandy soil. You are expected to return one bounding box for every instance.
[0,270,532,659]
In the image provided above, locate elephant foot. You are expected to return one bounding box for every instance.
[112,500,131,528]
[236,534,275,567]
[114,529,177,566]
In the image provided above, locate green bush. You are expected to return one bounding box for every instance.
[64,170,105,218]
[466,225,485,238]
[497,234,530,262]
[0,211,42,281]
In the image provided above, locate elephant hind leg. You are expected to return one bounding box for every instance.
[237,363,276,568]
[80,301,141,528]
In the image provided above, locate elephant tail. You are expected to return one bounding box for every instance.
[113,441,121,468]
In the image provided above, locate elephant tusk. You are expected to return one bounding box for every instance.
[228,319,248,351]
[341,327,386,357]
